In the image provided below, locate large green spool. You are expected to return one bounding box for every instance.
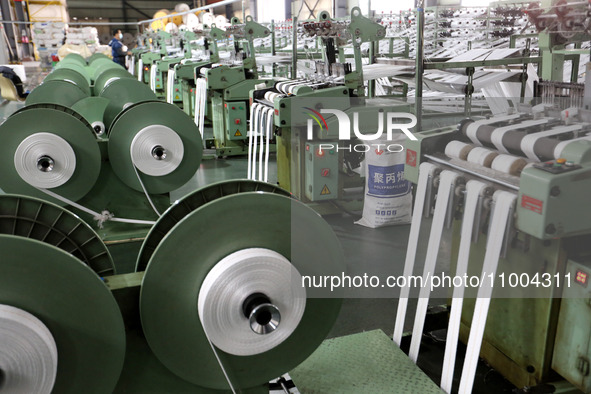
[88,52,110,64]
[0,235,125,393]
[0,104,101,206]
[107,100,203,194]
[140,187,344,390]
[58,53,87,66]
[25,80,89,107]
[136,180,290,272]
[94,67,134,96]
[44,68,91,96]
[99,78,157,129]
[53,61,92,85]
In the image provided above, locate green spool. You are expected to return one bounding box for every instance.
[44,68,91,96]
[108,100,203,194]
[88,52,110,64]
[71,97,110,135]
[25,80,89,107]
[94,67,134,96]
[90,58,122,82]
[0,194,115,275]
[0,105,101,206]
[53,62,92,85]
[59,53,87,65]
[136,179,290,272]
[140,192,343,390]
[99,78,157,130]
[0,235,125,393]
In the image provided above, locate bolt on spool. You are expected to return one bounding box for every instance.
[37,156,54,172]
[242,292,281,335]
[151,145,167,160]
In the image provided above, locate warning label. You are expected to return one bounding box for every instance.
[234,129,242,137]
[320,185,331,195]
[521,195,543,214]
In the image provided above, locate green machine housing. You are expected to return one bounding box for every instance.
[403,119,591,390]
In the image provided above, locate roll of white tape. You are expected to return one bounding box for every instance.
[264,91,282,102]
[466,147,498,168]
[14,132,76,189]
[198,248,306,356]
[444,141,474,160]
[130,125,184,176]
[0,304,57,394]
[491,154,527,176]
[201,12,215,26]
[520,124,582,161]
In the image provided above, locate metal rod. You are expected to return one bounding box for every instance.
[291,16,297,79]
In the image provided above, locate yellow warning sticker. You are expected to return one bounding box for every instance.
[234,129,242,137]
[320,185,331,195]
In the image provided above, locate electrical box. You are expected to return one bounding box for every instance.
[224,101,247,141]
[304,142,338,201]
[552,258,591,392]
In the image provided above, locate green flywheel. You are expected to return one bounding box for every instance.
[136,179,290,271]
[140,192,344,390]
[0,194,115,275]
[0,235,125,393]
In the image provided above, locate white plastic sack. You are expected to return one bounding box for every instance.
[355,136,412,228]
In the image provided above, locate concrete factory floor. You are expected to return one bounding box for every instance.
[8,65,518,393]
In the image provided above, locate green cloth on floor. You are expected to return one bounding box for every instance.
[290,329,443,393]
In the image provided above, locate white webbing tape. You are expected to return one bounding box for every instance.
[129,55,135,76]
[258,107,268,181]
[249,104,262,180]
[393,162,438,346]
[137,58,143,81]
[490,119,548,154]
[35,187,157,228]
[490,154,527,176]
[466,114,521,145]
[520,124,582,161]
[166,69,175,103]
[409,170,460,363]
[264,107,273,182]
[440,180,487,393]
[198,248,306,356]
[0,304,58,394]
[149,64,157,92]
[14,133,76,189]
[458,191,516,394]
[554,134,591,159]
[466,147,498,168]
[247,102,257,179]
[198,78,207,138]
[444,141,474,160]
